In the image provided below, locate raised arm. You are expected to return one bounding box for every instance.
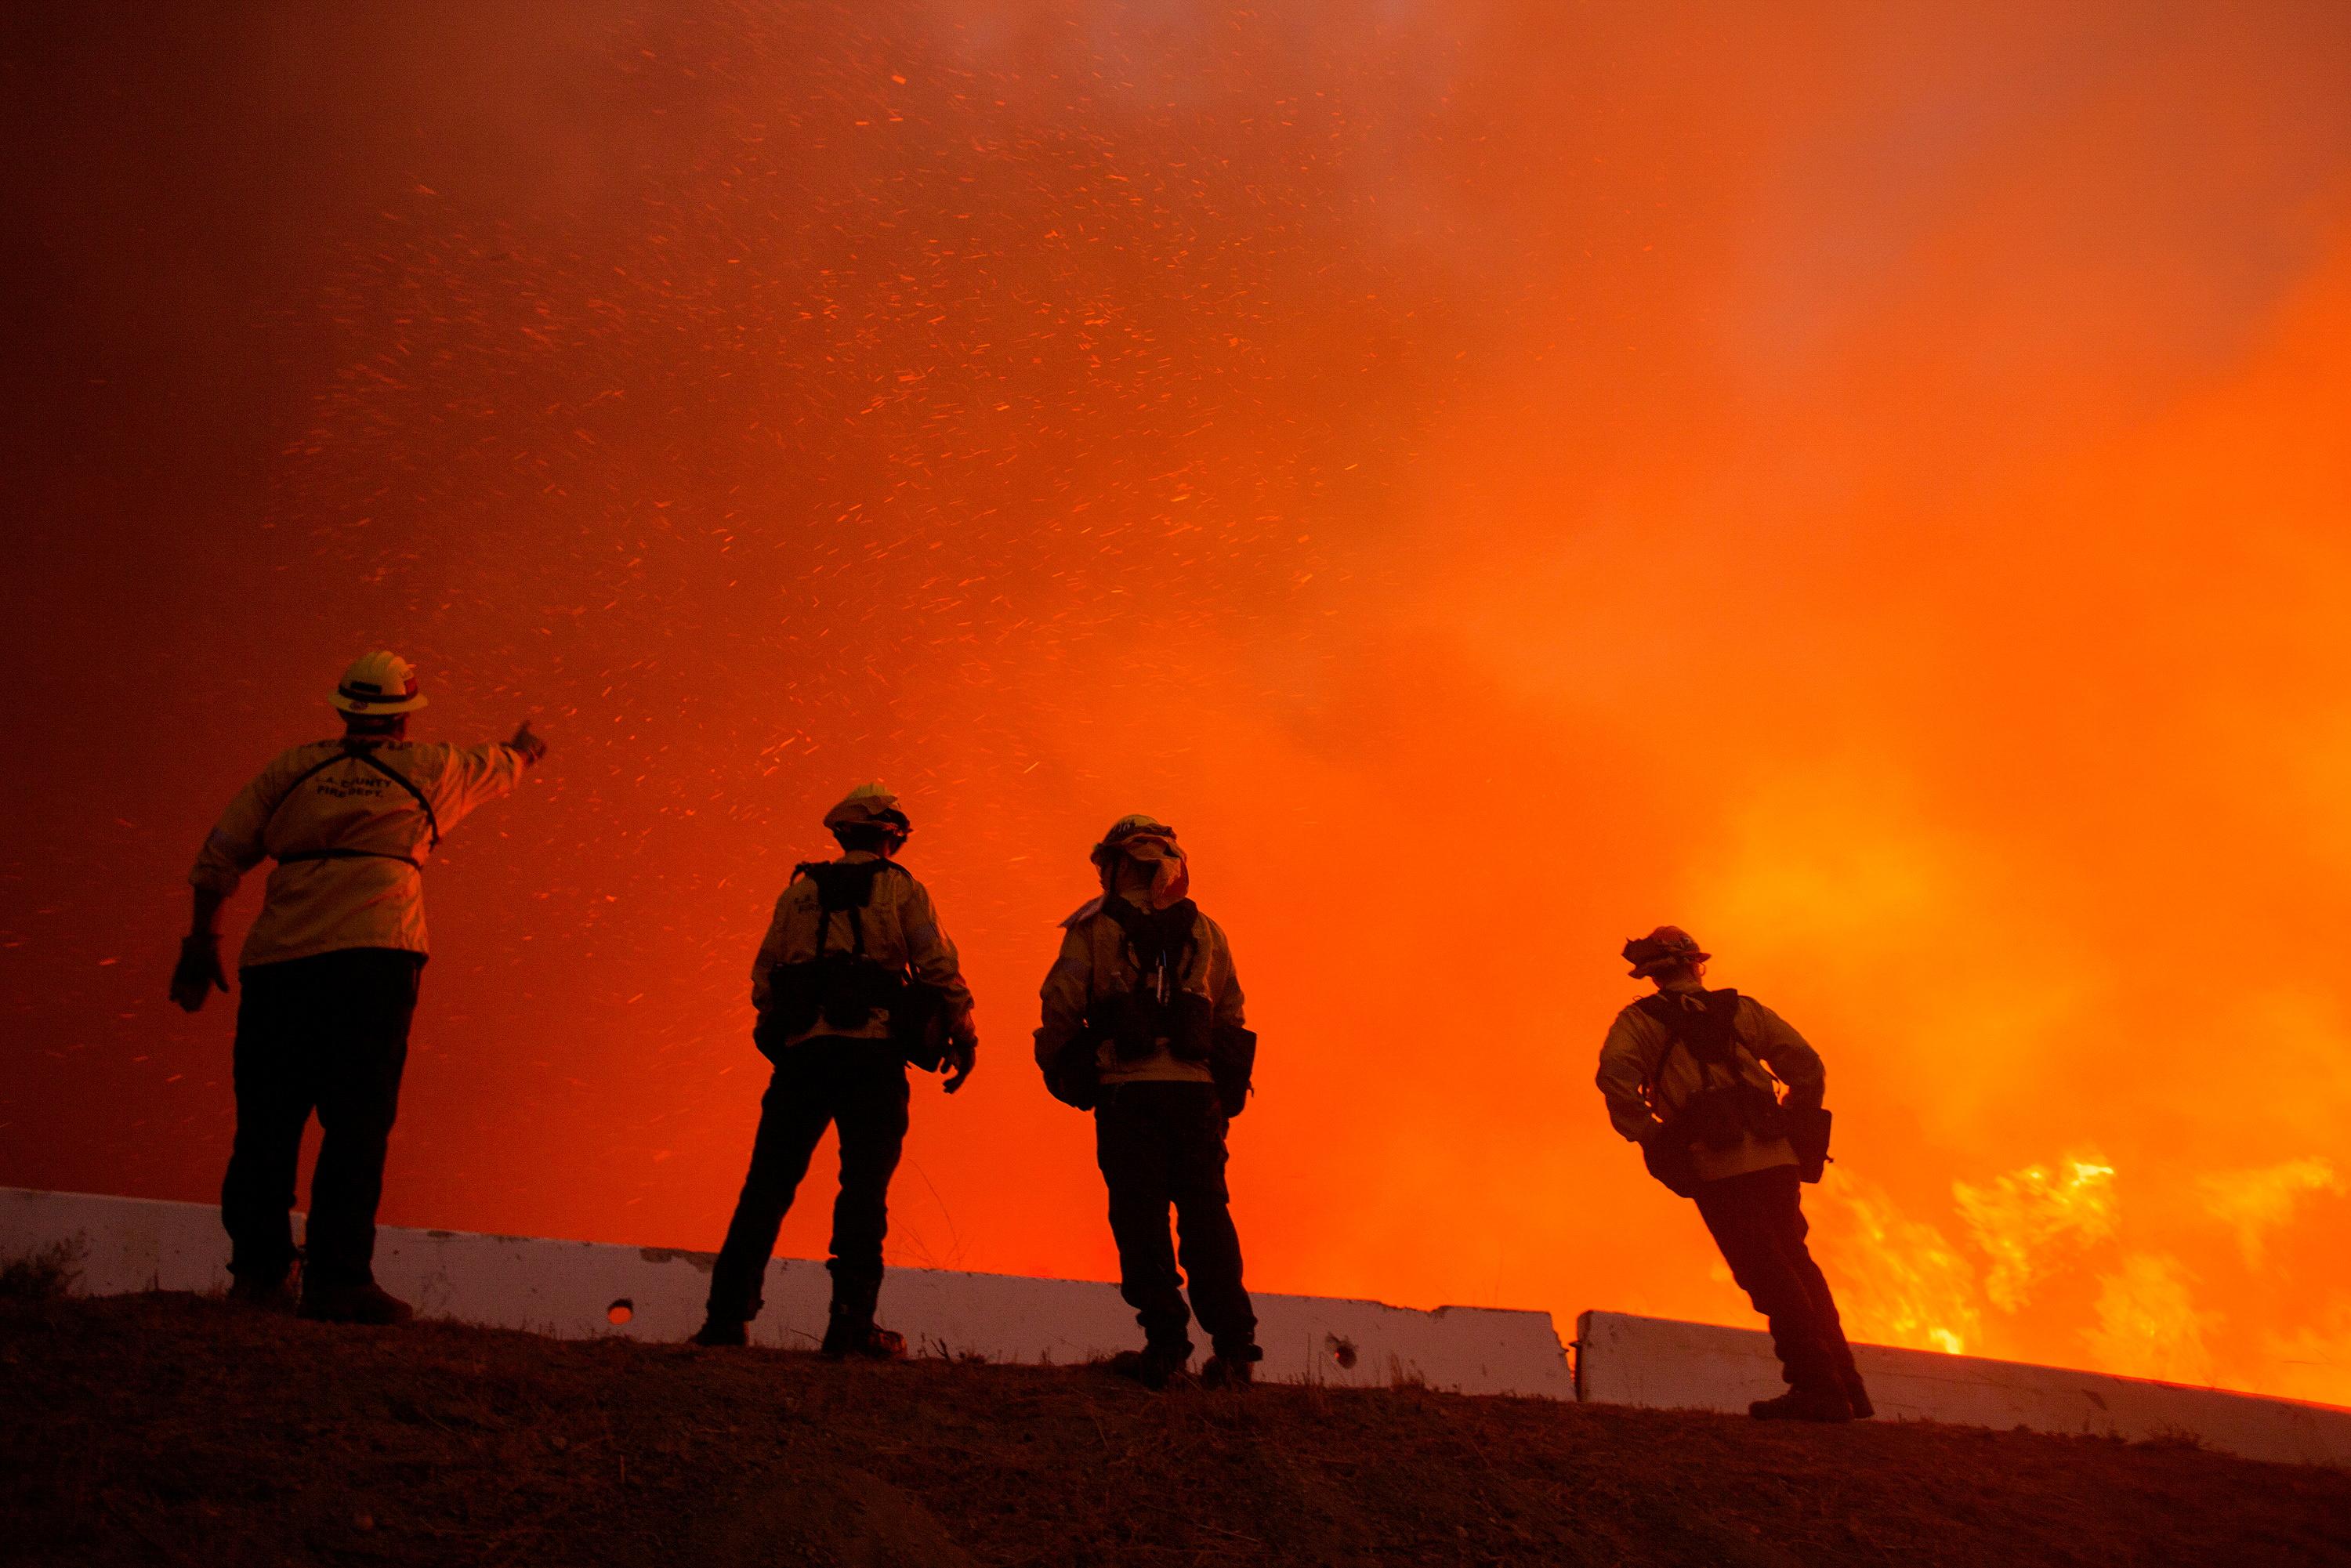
[424,724,542,831]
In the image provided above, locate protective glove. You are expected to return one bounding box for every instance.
[509,719,549,765]
[941,1037,976,1095]
[170,934,230,1013]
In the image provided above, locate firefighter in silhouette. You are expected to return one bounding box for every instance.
[170,651,546,1324]
[1596,926,1871,1421]
[694,784,977,1357]
[1037,817,1260,1389]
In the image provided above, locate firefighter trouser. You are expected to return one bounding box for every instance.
[1095,1080,1257,1360]
[707,1039,910,1324]
[221,948,424,1288]
[1693,1163,1862,1396]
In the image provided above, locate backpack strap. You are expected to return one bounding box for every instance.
[342,745,440,849]
[1099,896,1199,1001]
[801,859,904,966]
[265,741,439,869]
[1636,988,1751,1088]
[792,862,829,961]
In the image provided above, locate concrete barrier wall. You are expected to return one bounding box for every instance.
[0,1188,1574,1399]
[1578,1309,2351,1470]
[17,1188,2350,1465]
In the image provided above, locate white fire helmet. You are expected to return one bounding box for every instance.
[330,650,429,715]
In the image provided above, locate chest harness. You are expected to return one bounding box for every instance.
[266,742,440,871]
[1092,896,1214,1063]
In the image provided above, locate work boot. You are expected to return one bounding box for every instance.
[818,1276,904,1361]
[819,1308,906,1361]
[1748,1385,1853,1423]
[1108,1342,1192,1391]
[690,1317,748,1348]
[299,1280,415,1327]
[227,1269,298,1313]
[1204,1354,1260,1392]
[1842,1371,1876,1420]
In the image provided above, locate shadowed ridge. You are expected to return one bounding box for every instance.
[4,1291,2347,1566]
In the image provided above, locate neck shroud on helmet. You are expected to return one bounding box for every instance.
[1091,815,1189,910]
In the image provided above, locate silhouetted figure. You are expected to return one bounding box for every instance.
[1597,926,1869,1421]
[1038,817,1260,1389]
[172,650,545,1324]
[696,784,977,1358]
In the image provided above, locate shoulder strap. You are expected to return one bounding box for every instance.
[792,860,832,960]
[800,859,903,965]
[342,745,440,849]
[1099,896,1198,953]
[262,742,439,863]
[261,749,357,840]
[1636,989,1751,1082]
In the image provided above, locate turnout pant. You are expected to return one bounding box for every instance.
[1693,1163,1860,1396]
[1095,1080,1257,1360]
[220,947,424,1288]
[707,1039,911,1324]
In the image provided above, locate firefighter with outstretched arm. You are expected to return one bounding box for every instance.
[171,651,545,1324]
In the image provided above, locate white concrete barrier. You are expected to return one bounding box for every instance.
[15,1188,2349,1466]
[0,1187,1573,1398]
[1577,1309,2351,1470]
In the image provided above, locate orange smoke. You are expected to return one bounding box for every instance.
[5,2,2351,1403]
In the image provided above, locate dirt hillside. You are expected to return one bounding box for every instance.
[3,1291,2346,1566]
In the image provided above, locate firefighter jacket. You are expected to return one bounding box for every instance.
[1596,983,1827,1184]
[190,738,527,969]
[749,852,976,1051]
[1034,889,1246,1087]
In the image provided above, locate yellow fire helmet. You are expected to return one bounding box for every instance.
[329,650,429,715]
[821,783,912,837]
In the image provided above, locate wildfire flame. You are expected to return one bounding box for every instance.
[1817,1171,1981,1356]
[2197,1159,2345,1269]
[2088,1255,2220,1385]
[1954,1156,2119,1313]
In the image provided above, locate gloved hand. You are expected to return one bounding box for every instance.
[170,934,229,1013]
[509,719,549,765]
[941,1037,976,1095]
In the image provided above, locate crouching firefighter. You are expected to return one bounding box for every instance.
[1596,926,1870,1422]
[695,784,978,1357]
[1036,817,1260,1390]
[170,651,547,1324]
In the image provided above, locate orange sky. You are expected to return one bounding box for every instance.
[5,1,2350,1403]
